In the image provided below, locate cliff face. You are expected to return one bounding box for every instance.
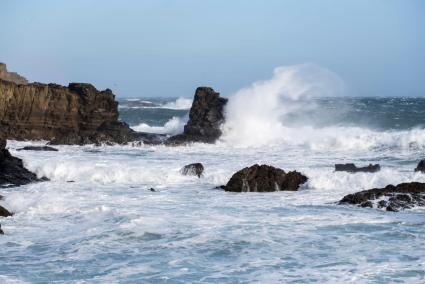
[0,79,136,145]
[0,63,28,85]
[166,87,228,144]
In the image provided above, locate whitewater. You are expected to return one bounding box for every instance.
[1,65,425,283]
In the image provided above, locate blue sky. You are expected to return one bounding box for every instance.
[1,0,424,97]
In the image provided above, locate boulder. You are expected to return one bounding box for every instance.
[17,145,59,152]
[0,224,3,235]
[0,205,12,217]
[0,138,45,187]
[339,182,425,211]
[0,78,139,145]
[166,87,227,144]
[335,163,380,173]
[224,164,308,192]
[180,163,204,178]
[414,160,425,173]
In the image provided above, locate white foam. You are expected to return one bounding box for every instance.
[130,116,187,135]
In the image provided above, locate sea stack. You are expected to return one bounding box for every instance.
[166,87,228,144]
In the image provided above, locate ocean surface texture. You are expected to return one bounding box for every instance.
[1,97,425,283]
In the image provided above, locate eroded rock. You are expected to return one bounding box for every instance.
[339,182,425,211]
[414,160,425,173]
[0,205,12,217]
[166,87,227,144]
[224,164,308,192]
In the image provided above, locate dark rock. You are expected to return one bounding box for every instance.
[224,164,308,192]
[414,160,425,173]
[180,163,204,178]
[0,224,3,235]
[0,205,12,217]
[148,188,156,192]
[339,182,425,212]
[335,163,380,173]
[0,78,139,145]
[166,87,227,145]
[0,138,46,187]
[17,146,59,152]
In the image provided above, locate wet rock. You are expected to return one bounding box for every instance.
[180,163,204,178]
[0,224,3,235]
[335,163,380,173]
[224,164,308,192]
[17,146,59,152]
[0,77,139,145]
[166,87,228,145]
[0,205,12,217]
[414,160,425,173]
[0,138,46,187]
[148,188,156,192]
[339,182,425,212]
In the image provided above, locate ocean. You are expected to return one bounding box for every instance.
[1,96,425,283]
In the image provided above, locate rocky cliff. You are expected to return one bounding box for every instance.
[0,79,137,145]
[166,87,228,144]
[0,63,28,85]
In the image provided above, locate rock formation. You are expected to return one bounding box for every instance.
[166,87,227,144]
[0,205,12,217]
[224,164,308,192]
[339,182,425,211]
[414,160,425,173]
[17,145,59,152]
[1,138,44,187]
[335,163,380,173]
[180,163,204,178]
[0,63,28,85]
[0,79,140,145]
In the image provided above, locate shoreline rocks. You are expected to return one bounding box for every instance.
[0,138,45,187]
[17,145,59,152]
[335,163,380,173]
[414,160,425,173]
[224,164,308,192]
[166,87,227,145]
[339,182,425,211]
[0,205,12,217]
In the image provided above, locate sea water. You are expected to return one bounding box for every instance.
[1,66,425,283]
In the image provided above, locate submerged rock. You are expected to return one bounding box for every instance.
[339,182,425,211]
[17,145,59,152]
[224,164,308,192]
[180,163,204,178]
[0,77,139,145]
[0,224,3,235]
[0,138,45,187]
[414,160,425,173]
[0,205,12,217]
[166,87,227,145]
[335,163,380,173]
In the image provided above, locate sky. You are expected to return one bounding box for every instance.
[1,0,424,97]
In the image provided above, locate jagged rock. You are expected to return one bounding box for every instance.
[335,163,380,173]
[0,63,28,85]
[0,138,45,187]
[17,146,59,152]
[166,87,227,144]
[0,79,138,145]
[0,205,12,217]
[414,160,425,173]
[224,164,308,192]
[339,182,425,211]
[180,163,204,178]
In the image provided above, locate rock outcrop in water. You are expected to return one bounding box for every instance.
[0,138,44,187]
[180,163,204,178]
[224,164,308,192]
[414,160,425,173]
[335,163,380,173]
[166,87,227,144]
[0,78,139,145]
[0,205,12,217]
[17,145,59,152]
[339,182,425,211]
[0,63,28,85]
